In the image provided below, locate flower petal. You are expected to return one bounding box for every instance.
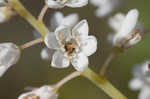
[45,0,65,9]
[44,32,60,49]
[72,53,88,71]
[129,78,143,91]
[114,9,139,43]
[61,13,79,27]
[51,51,70,68]
[66,0,88,8]
[40,47,55,61]
[55,25,71,40]
[138,87,150,99]
[50,12,64,30]
[0,65,9,77]
[72,20,89,36]
[80,36,97,56]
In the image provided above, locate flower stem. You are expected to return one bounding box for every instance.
[38,4,49,22]
[55,71,81,89]
[100,47,121,75]
[8,0,49,37]
[82,67,127,99]
[19,38,44,50]
[9,0,128,98]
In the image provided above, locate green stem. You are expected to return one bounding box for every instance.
[82,67,127,99]
[8,0,49,37]
[8,0,128,99]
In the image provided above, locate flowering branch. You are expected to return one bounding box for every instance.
[19,38,44,50]
[55,71,81,89]
[8,0,49,37]
[8,0,127,98]
[100,47,121,75]
[38,4,49,22]
[83,67,127,99]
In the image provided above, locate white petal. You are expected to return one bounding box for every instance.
[44,32,60,49]
[45,0,65,9]
[55,25,71,40]
[0,43,20,67]
[80,36,97,56]
[138,87,150,99]
[114,9,139,45]
[18,85,58,99]
[129,78,143,91]
[51,51,70,68]
[108,13,125,32]
[72,53,88,71]
[0,7,7,23]
[50,12,64,30]
[66,0,88,8]
[0,65,9,77]
[40,47,55,60]
[61,13,79,27]
[73,20,89,36]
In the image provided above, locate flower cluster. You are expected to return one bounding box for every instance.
[0,0,149,99]
[129,61,150,99]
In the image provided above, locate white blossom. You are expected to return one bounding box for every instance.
[0,43,20,77]
[90,0,122,17]
[44,20,97,71]
[108,9,142,48]
[18,85,58,99]
[40,12,79,61]
[129,61,150,99]
[45,0,88,9]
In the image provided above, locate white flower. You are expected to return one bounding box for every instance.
[0,43,20,77]
[90,0,122,17]
[0,7,14,23]
[129,61,150,99]
[44,20,97,71]
[45,0,88,9]
[18,85,58,99]
[110,9,142,48]
[40,12,79,61]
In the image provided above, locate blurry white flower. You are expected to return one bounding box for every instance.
[40,12,79,61]
[50,12,79,30]
[108,9,142,48]
[45,0,88,9]
[44,20,97,71]
[18,85,58,99]
[0,43,20,77]
[129,61,150,99]
[90,0,122,17]
[0,7,15,23]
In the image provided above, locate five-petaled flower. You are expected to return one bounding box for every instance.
[40,11,79,60]
[0,43,20,77]
[44,20,97,71]
[18,85,58,99]
[45,0,88,9]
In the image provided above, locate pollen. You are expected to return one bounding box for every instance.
[64,42,76,54]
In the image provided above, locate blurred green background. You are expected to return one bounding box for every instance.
[0,0,150,99]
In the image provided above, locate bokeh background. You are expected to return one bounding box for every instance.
[0,0,150,99]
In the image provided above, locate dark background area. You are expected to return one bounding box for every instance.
[0,0,150,99]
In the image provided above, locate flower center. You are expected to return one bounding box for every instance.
[22,93,40,99]
[64,42,76,55]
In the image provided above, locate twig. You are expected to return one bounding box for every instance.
[38,4,49,22]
